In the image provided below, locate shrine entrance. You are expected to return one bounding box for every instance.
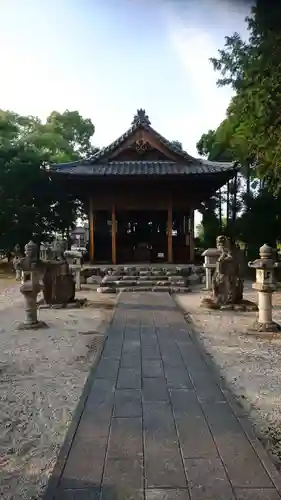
[92,208,193,264]
[116,210,168,263]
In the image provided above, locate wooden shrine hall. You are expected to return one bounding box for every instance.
[51,109,237,264]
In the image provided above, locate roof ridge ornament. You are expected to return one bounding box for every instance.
[131,109,151,126]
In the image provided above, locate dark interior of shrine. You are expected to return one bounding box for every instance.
[93,210,192,264]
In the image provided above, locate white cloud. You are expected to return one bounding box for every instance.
[157,0,251,156]
[166,20,233,153]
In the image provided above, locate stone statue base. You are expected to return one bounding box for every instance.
[200,297,258,312]
[17,320,49,330]
[247,320,281,336]
[38,297,87,309]
[42,261,75,306]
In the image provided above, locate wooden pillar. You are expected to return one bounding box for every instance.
[189,209,195,262]
[89,198,95,262]
[167,199,173,263]
[112,204,117,265]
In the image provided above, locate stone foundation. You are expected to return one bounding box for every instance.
[200,297,258,312]
[81,265,204,294]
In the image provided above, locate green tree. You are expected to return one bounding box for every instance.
[0,110,96,252]
[210,0,281,187]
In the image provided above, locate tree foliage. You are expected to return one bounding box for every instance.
[210,0,281,186]
[0,110,96,251]
[196,0,281,250]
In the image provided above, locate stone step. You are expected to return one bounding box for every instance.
[119,280,171,287]
[97,285,190,294]
[98,279,189,288]
[100,274,189,281]
[82,265,203,277]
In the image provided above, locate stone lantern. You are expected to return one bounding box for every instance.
[17,240,47,330]
[64,250,82,290]
[13,257,22,281]
[248,243,281,332]
[202,248,221,290]
[40,243,48,261]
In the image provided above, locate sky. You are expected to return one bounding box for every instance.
[0,0,250,157]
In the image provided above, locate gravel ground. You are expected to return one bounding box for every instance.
[0,285,115,500]
[176,287,281,468]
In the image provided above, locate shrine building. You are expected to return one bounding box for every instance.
[51,109,237,264]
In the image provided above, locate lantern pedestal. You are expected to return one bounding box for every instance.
[248,244,281,334]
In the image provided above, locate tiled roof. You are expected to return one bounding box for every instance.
[51,160,236,176]
[50,109,237,177]
[80,109,195,164]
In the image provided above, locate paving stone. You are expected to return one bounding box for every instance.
[145,449,187,489]
[141,330,157,342]
[143,402,179,453]
[126,320,141,327]
[238,416,281,491]
[143,377,169,401]
[102,342,123,359]
[164,366,193,389]
[177,345,205,365]
[114,389,142,417]
[143,401,186,488]
[124,324,140,334]
[142,359,164,377]
[176,413,219,460]
[140,328,157,337]
[159,342,182,357]
[188,373,225,403]
[169,389,201,414]
[175,339,193,349]
[124,332,140,342]
[202,401,273,488]
[86,379,116,405]
[107,417,143,459]
[55,489,100,499]
[234,489,281,500]
[161,352,184,367]
[95,358,120,378]
[75,403,113,439]
[101,488,144,500]
[141,344,161,359]
[120,352,141,368]
[122,340,141,353]
[117,367,141,389]
[169,330,190,342]
[185,458,234,500]
[60,437,106,489]
[145,490,190,500]
[169,389,218,459]
[102,457,144,499]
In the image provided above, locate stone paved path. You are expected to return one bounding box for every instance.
[50,292,281,500]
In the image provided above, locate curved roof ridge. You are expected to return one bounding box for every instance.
[81,109,196,164]
[50,109,236,171]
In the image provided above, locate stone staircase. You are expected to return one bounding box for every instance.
[82,265,205,294]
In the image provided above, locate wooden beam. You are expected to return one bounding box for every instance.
[89,198,95,262]
[112,204,117,265]
[168,200,173,263]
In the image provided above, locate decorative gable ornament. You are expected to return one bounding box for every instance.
[131,109,151,126]
[135,139,149,154]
